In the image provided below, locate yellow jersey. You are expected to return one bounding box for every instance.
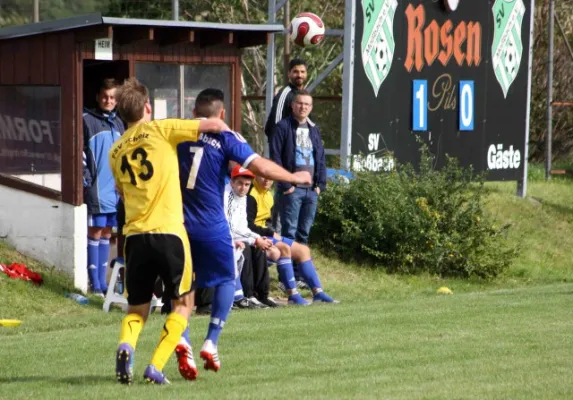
[250,179,274,229]
[109,119,200,236]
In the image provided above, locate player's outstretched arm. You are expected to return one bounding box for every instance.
[248,157,311,186]
[198,118,230,134]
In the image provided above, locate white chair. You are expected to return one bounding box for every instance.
[103,258,163,315]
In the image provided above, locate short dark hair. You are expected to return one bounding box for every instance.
[100,78,118,91]
[194,88,225,118]
[293,89,312,101]
[289,58,307,71]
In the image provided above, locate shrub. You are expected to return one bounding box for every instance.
[312,146,516,279]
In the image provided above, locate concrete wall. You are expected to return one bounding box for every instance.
[0,184,88,292]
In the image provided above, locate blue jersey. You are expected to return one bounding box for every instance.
[177,130,258,240]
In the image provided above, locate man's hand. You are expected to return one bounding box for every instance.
[254,237,273,250]
[315,187,321,195]
[283,187,295,195]
[292,171,312,186]
[273,232,282,240]
[234,241,245,249]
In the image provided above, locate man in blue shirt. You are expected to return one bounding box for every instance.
[83,78,125,296]
[174,89,311,379]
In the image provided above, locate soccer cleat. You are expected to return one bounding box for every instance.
[200,340,221,372]
[288,293,310,306]
[248,297,269,308]
[175,344,198,381]
[258,297,280,308]
[115,343,134,385]
[143,365,170,384]
[277,282,287,294]
[313,292,340,304]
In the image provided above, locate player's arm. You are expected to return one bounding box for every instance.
[248,157,311,186]
[165,118,231,145]
[222,130,310,186]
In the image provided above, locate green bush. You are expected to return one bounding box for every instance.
[312,147,517,279]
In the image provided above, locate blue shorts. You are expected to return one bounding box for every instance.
[190,235,235,288]
[88,213,117,228]
[267,236,294,247]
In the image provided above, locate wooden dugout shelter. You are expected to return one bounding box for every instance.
[0,13,283,207]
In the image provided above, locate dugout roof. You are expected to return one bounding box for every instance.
[0,13,284,47]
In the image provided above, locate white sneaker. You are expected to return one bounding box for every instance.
[200,340,221,372]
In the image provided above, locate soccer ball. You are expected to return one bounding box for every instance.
[289,12,325,47]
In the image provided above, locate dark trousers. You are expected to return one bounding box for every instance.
[241,245,270,299]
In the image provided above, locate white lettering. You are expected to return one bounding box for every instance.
[353,153,395,172]
[487,144,521,170]
[368,133,381,151]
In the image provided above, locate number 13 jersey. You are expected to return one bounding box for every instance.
[177,130,258,240]
[109,119,201,236]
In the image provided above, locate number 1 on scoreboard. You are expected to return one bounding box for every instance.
[412,80,427,131]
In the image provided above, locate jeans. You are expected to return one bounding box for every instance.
[280,187,319,245]
[271,191,282,233]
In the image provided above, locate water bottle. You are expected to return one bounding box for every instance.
[65,293,89,305]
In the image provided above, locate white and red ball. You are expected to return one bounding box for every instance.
[289,12,325,47]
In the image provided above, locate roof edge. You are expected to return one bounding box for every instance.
[0,13,104,40]
[101,16,284,33]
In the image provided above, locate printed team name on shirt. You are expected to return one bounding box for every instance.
[199,132,222,150]
[110,132,150,159]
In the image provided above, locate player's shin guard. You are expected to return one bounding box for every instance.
[298,259,322,290]
[119,313,144,349]
[206,280,234,345]
[87,237,100,291]
[150,313,187,371]
[98,237,111,293]
[277,257,296,290]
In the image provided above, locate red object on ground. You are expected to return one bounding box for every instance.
[0,263,43,285]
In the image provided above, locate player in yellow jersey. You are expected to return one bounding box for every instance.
[109,77,230,385]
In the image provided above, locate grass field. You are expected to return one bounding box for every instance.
[1,171,573,399]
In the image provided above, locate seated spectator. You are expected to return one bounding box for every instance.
[247,174,338,304]
[226,166,337,305]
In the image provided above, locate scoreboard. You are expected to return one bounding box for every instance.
[346,0,534,181]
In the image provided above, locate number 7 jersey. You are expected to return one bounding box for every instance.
[109,119,202,235]
[177,130,258,240]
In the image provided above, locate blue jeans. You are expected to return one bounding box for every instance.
[280,187,318,245]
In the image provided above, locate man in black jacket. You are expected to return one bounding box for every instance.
[264,58,308,143]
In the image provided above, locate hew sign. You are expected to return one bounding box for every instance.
[349,0,533,181]
[95,38,113,60]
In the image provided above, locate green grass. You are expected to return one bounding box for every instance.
[2,172,573,398]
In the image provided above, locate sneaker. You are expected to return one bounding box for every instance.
[277,282,287,293]
[143,364,170,384]
[200,340,221,372]
[288,293,310,306]
[248,297,269,308]
[258,297,280,308]
[313,292,340,304]
[93,291,105,298]
[175,344,198,381]
[115,343,134,385]
[232,298,257,310]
